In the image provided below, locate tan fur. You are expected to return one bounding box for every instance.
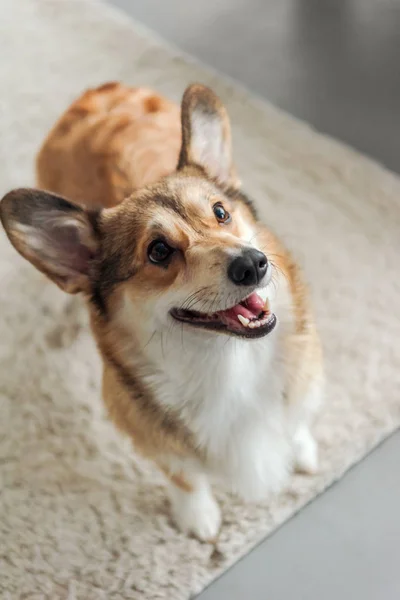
[254,227,323,405]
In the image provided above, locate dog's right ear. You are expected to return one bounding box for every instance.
[0,188,100,294]
[178,84,238,186]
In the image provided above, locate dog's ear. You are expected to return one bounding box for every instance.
[0,188,100,294]
[178,83,237,185]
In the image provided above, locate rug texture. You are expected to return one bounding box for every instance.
[1,1,399,598]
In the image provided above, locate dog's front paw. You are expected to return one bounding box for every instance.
[169,478,221,542]
[293,425,319,475]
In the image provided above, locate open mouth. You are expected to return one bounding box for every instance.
[170,291,277,339]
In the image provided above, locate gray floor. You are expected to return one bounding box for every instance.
[107,1,400,598]
[199,435,400,600]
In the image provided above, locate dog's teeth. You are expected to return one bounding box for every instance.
[254,320,261,328]
[237,314,250,327]
[263,298,271,313]
[248,321,255,329]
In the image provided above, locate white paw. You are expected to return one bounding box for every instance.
[293,426,319,475]
[169,480,221,542]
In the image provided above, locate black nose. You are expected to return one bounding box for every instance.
[228,249,268,286]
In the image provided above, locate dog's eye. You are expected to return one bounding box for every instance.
[148,239,174,264]
[213,202,231,223]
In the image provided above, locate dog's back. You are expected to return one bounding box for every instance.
[36,82,181,208]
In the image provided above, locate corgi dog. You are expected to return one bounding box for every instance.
[0,82,323,541]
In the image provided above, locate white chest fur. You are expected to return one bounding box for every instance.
[144,327,293,501]
[114,285,319,540]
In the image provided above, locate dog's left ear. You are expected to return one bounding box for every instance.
[178,83,237,185]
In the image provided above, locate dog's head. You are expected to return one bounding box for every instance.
[0,84,277,339]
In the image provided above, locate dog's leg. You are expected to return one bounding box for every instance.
[293,424,318,474]
[166,469,221,542]
[292,378,322,475]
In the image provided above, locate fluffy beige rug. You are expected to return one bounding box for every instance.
[1,0,399,598]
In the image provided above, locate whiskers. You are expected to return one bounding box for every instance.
[179,286,230,316]
[180,286,213,313]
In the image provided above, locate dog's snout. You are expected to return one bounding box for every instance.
[228,249,268,286]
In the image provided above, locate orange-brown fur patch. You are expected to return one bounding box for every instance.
[36,83,181,208]
[160,469,193,492]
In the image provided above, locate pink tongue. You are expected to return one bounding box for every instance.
[219,292,265,322]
